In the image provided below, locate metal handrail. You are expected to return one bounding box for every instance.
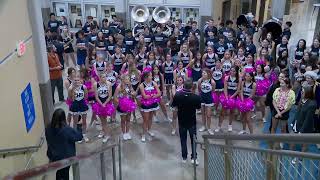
[202,133,320,144]
[3,138,122,180]
[0,132,45,158]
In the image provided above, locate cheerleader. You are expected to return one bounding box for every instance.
[178,43,193,67]
[105,62,119,122]
[254,64,267,121]
[170,76,184,135]
[198,69,216,134]
[144,51,159,69]
[221,50,233,75]
[85,48,97,73]
[152,65,170,121]
[258,48,272,67]
[243,54,255,73]
[173,60,188,81]
[92,53,107,82]
[189,52,202,93]
[239,72,256,134]
[154,47,165,65]
[128,59,141,122]
[93,73,114,143]
[139,71,161,142]
[61,28,76,67]
[202,46,218,70]
[217,66,241,132]
[68,74,89,142]
[163,53,175,104]
[64,67,76,124]
[235,47,246,65]
[135,46,147,71]
[114,74,137,140]
[112,46,125,74]
[121,54,135,74]
[211,60,224,114]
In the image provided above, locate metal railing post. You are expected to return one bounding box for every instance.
[193,134,197,180]
[100,152,106,180]
[112,147,117,180]
[224,139,231,180]
[118,137,122,180]
[72,162,80,180]
[204,138,209,180]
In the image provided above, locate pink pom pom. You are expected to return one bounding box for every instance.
[187,68,192,77]
[91,70,100,82]
[212,92,219,104]
[270,71,277,83]
[66,98,72,108]
[255,59,266,67]
[244,67,255,73]
[119,97,137,113]
[237,98,255,112]
[142,67,152,73]
[141,89,161,106]
[219,94,236,109]
[92,102,115,116]
[256,79,271,96]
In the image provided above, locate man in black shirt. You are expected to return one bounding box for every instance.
[172,78,201,164]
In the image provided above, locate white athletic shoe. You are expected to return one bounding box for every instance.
[83,134,89,143]
[182,159,187,163]
[238,130,246,135]
[228,125,233,132]
[199,126,206,132]
[208,129,214,135]
[148,131,155,137]
[141,135,146,142]
[98,132,104,138]
[191,159,199,166]
[126,133,132,140]
[123,133,128,140]
[171,129,176,135]
[214,127,221,132]
[196,110,201,114]
[166,102,170,106]
[263,118,267,123]
[167,117,173,122]
[102,136,110,143]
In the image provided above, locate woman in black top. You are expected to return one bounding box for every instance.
[46,108,83,180]
[277,49,289,72]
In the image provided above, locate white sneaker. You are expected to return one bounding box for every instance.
[213,110,217,116]
[123,133,128,140]
[251,113,257,119]
[98,132,104,138]
[196,110,201,114]
[263,118,267,123]
[126,133,132,140]
[141,135,146,142]
[166,102,170,106]
[102,136,110,143]
[228,125,233,132]
[191,159,199,166]
[199,126,206,132]
[167,117,173,122]
[148,131,155,137]
[182,159,187,163]
[83,134,89,143]
[208,129,214,135]
[76,140,83,144]
[214,127,221,132]
[171,129,176,135]
[238,130,246,135]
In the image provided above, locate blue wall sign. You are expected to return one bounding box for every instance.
[21,83,36,133]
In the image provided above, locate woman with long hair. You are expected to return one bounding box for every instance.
[114,74,137,140]
[144,51,160,69]
[92,73,114,143]
[163,53,175,103]
[139,71,161,142]
[111,45,125,74]
[173,60,188,81]
[221,50,233,75]
[178,43,193,67]
[309,38,320,57]
[85,48,97,73]
[46,108,82,180]
[239,72,256,134]
[135,45,147,71]
[212,60,224,115]
[64,67,76,124]
[128,57,141,122]
[105,61,118,123]
[61,28,76,67]
[170,76,184,135]
[198,68,216,134]
[277,49,289,73]
[216,66,241,132]
[189,52,202,93]
[106,35,116,60]
[202,45,219,70]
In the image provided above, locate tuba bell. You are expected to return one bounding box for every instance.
[152,6,172,36]
[131,5,150,37]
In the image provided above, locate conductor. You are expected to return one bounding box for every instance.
[172,78,201,164]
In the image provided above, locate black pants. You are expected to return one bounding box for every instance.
[51,78,64,104]
[179,125,197,160]
[56,166,70,180]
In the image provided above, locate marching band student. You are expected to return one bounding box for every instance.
[214,35,228,59]
[154,47,165,65]
[178,43,193,67]
[239,72,256,134]
[198,69,216,134]
[309,38,320,57]
[112,45,126,74]
[216,66,241,132]
[106,35,116,60]
[95,31,107,51]
[152,65,170,121]
[170,76,184,135]
[202,46,219,70]
[163,53,175,103]
[76,30,88,70]
[135,46,147,71]
[64,67,76,124]
[139,71,161,142]
[114,74,136,140]
[100,19,110,38]
[189,52,203,93]
[93,73,114,143]
[244,35,256,56]
[174,60,188,81]
[68,73,89,143]
[276,35,289,59]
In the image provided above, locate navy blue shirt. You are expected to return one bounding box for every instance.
[124,36,136,53]
[214,42,228,59]
[206,37,217,47]
[76,38,88,56]
[45,126,83,161]
[245,43,256,56]
[48,20,60,33]
[204,26,218,38]
[282,29,291,40]
[154,33,167,48]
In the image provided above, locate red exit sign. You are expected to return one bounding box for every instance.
[17,41,27,57]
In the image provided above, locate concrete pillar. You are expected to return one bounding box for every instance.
[271,0,286,19]
[28,0,54,125]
